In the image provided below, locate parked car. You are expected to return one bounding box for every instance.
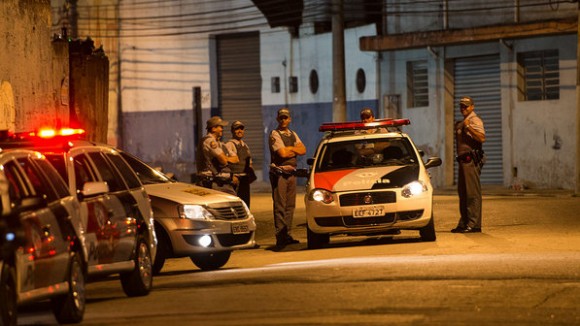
[119,151,256,274]
[11,128,156,297]
[305,119,442,249]
[0,145,87,325]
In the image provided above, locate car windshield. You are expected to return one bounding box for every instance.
[316,137,418,172]
[120,152,173,185]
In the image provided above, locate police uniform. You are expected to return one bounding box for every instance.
[269,109,304,248]
[226,128,253,207]
[454,98,485,232]
[196,117,236,195]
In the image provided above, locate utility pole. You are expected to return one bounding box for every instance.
[576,4,580,195]
[69,0,78,39]
[332,0,346,122]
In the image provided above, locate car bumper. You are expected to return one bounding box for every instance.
[306,190,432,235]
[158,216,257,255]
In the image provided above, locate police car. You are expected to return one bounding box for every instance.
[305,119,442,249]
[119,151,256,273]
[7,128,156,297]
[0,141,87,324]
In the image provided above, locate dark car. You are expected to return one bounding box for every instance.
[0,146,87,325]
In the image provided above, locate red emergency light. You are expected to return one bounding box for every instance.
[31,128,86,139]
[319,118,410,132]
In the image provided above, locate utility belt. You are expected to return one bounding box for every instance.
[269,165,309,178]
[196,173,234,187]
[456,149,486,167]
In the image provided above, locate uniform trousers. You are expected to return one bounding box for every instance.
[269,172,296,243]
[234,175,251,208]
[457,160,482,229]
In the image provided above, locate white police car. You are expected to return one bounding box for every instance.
[304,119,442,249]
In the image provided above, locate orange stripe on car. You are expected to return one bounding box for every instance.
[313,169,357,191]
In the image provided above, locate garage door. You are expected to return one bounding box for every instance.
[454,55,503,185]
[216,32,263,168]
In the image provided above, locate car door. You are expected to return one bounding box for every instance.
[70,151,130,267]
[3,156,69,291]
[84,151,138,263]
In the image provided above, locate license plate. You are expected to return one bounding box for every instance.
[353,206,384,218]
[231,222,250,234]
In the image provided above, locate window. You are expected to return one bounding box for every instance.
[406,60,429,107]
[87,152,125,192]
[271,77,280,93]
[518,50,559,101]
[289,76,298,93]
[309,70,319,94]
[106,152,142,189]
[356,68,366,93]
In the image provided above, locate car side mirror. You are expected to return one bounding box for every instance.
[418,150,425,157]
[307,158,315,166]
[80,181,109,199]
[424,157,442,169]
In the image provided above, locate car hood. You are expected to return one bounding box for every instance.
[144,182,241,205]
[312,165,420,192]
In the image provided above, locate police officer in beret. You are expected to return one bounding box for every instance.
[269,108,306,250]
[225,120,255,207]
[452,96,486,233]
[196,116,239,195]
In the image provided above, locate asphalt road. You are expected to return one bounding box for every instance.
[18,191,580,325]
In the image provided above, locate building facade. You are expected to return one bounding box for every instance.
[49,0,579,190]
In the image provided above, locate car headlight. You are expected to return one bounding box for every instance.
[178,204,214,220]
[401,181,428,198]
[308,188,334,204]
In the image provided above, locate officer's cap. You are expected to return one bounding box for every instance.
[277,108,291,119]
[460,96,474,107]
[206,116,228,130]
[231,120,245,131]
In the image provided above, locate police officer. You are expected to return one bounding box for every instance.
[225,120,255,207]
[359,108,387,133]
[452,96,486,233]
[269,108,306,250]
[196,116,239,195]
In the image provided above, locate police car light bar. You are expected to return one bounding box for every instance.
[28,128,86,139]
[319,118,410,132]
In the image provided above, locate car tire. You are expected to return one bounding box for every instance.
[190,251,231,271]
[121,236,153,297]
[307,226,330,249]
[152,226,170,275]
[0,263,17,326]
[50,252,86,324]
[419,214,437,242]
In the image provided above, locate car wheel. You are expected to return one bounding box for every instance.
[307,226,330,249]
[121,236,153,297]
[51,252,86,324]
[152,227,170,275]
[190,251,231,271]
[0,263,17,326]
[419,214,437,242]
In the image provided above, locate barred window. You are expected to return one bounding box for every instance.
[518,50,559,101]
[407,60,429,107]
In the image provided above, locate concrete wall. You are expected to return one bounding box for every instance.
[1,0,69,132]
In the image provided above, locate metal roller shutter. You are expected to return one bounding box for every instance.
[217,32,263,168]
[454,55,503,185]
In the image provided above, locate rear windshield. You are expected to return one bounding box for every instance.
[120,152,172,185]
[316,137,418,172]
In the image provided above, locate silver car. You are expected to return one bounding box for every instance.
[120,152,256,273]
